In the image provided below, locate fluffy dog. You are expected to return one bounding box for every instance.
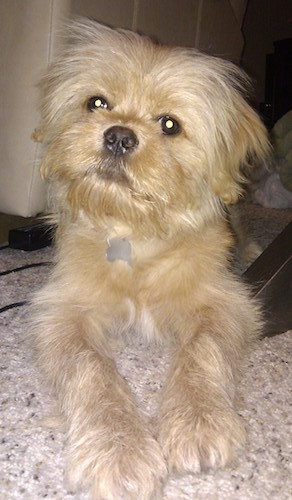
[31,19,269,499]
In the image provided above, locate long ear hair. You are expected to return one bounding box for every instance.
[185,52,271,204]
[209,89,270,204]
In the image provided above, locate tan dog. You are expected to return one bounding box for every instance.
[31,19,270,499]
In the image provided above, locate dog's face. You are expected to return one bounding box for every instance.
[37,20,269,237]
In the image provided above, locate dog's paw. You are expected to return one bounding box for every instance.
[67,427,167,499]
[158,407,246,473]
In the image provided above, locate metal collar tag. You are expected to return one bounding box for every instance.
[106,238,132,266]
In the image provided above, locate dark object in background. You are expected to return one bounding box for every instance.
[260,38,292,129]
[244,220,292,337]
[9,223,54,251]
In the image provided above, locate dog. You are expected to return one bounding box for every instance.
[31,19,270,499]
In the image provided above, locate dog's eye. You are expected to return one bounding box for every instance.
[87,96,109,112]
[159,116,180,136]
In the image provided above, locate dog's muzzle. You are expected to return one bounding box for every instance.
[103,126,139,157]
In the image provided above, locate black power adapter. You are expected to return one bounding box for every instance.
[8,223,55,251]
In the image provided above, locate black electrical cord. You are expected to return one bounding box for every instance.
[0,301,28,314]
[0,261,51,277]
[0,261,51,314]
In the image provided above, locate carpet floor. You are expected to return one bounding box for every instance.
[0,203,291,499]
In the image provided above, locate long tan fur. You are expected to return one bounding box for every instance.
[31,19,270,499]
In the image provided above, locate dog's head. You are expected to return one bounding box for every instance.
[37,19,269,237]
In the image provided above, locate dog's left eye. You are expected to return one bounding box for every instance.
[87,96,109,112]
[159,115,180,136]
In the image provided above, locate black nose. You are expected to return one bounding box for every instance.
[103,126,139,156]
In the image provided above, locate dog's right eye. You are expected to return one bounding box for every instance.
[87,96,109,112]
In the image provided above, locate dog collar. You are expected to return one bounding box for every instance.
[106,238,132,266]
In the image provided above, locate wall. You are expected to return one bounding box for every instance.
[242,0,292,106]
[73,0,246,62]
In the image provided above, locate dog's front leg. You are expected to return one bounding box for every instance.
[158,312,248,474]
[32,306,166,499]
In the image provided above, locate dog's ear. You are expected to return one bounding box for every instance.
[211,96,270,205]
[210,97,270,205]
[190,56,271,205]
